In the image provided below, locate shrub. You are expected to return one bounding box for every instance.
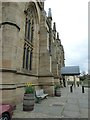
[24,82,35,94]
[54,84,61,90]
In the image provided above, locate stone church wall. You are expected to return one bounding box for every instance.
[0,1,65,105]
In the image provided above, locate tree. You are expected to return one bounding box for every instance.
[80,71,86,81]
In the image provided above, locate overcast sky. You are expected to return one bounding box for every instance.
[44,0,88,74]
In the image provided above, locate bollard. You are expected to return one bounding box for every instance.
[82,86,84,93]
[70,85,73,92]
[77,83,79,87]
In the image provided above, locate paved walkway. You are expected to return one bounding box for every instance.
[12,85,88,118]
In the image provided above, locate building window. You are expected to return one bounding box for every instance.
[25,15,34,43]
[29,50,32,70]
[47,31,49,50]
[48,27,52,54]
[23,44,26,69]
[50,56,52,72]
[27,20,30,40]
[26,47,29,69]
[47,29,51,54]
[57,63,59,75]
[23,9,34,71]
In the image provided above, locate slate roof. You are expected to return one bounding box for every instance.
[61,66,80,75]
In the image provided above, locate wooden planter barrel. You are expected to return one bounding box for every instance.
[55,88,61,97]
[23,93,35,111]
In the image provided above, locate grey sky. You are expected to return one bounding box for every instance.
[45,0,88,74]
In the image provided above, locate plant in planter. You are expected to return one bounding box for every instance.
[23,82,35,111]
[54,84,61,97]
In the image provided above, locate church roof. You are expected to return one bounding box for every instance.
[61,66,80,75]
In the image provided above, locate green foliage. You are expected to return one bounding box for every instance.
[76,81,81,84]
[67,81,74,85]
[80,76,85,81]
[80,74,90,85]
[25,85,35,94]
[54,84,61,90]
[83,79,90,85]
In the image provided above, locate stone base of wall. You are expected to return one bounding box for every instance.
[1,89,16,106]
[1,71,39,105]
[1,71,60,104]
[43,85,55,96]
[38,76,55,96]
[54,78,60,85]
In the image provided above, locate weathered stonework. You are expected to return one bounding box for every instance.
[0,1,65,105]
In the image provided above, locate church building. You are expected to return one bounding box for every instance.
[0,1,65,105]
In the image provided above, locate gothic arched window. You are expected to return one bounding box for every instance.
[23,9,34,71]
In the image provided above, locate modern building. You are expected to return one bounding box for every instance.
[61,66,80,87]
[0,1,65,105]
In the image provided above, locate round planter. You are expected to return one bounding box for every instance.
[23,93,35,111]
[55,88,61,97]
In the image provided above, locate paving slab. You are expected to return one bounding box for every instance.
[12,86,88,118]
[80,108,88,118]
[63,103,79,112]
[62,110,80,118]
[67,98,78,104]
